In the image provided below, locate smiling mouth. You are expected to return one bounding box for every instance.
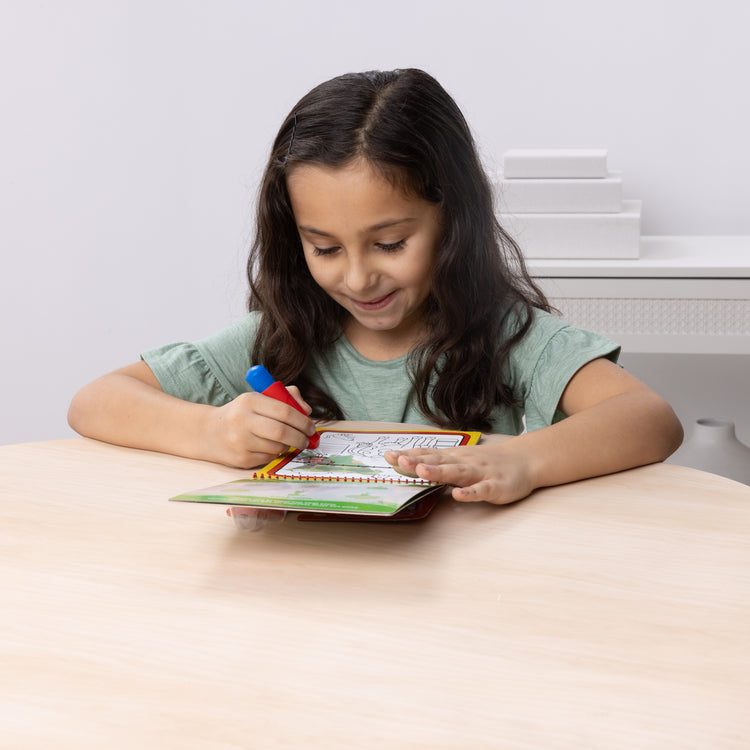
[351,291,398,311]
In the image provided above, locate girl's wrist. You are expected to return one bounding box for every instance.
[495,435,546,495]
[182,403,222,464]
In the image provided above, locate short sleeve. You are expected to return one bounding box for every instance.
[141,314,260,406]
[504,309,621,431]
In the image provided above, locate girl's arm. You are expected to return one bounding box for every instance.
[385,358,684,504]
[67,361,317,468]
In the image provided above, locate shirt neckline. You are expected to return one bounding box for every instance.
[336,334,412,367]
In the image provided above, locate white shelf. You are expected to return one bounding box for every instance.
[528,236,750,354]
[526,236,750,278]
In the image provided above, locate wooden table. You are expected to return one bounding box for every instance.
[2,429,749,749]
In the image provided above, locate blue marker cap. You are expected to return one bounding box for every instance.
[245,365,274,392]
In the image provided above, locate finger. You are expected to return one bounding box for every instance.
[451,479,518,505]
[286,385,312,415]
[228,507,267,531]
[451,484,482,503]
[227,507,287,531]
[385,450,443,472]
[243,414,310,454]
[242,396,315,451]
[385,453,420,478]
[252,393,315,436]
[385,448,443,463]
[411,460,484,487]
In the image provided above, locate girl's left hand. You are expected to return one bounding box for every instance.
[227,506,287,531]
[384,443,534,505]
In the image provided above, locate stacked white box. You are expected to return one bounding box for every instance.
[496,150,641,259]
[503,149,609,178]
[498,172,623,214]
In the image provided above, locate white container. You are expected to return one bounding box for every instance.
[499,200,642,259]
[670,418,750,486]
[495,171,623,214]
[502,149,608,178]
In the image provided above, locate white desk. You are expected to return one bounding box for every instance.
[2,433,750,749]
[529,236,750,354]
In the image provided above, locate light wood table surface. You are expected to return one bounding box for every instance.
[1,424,749,749]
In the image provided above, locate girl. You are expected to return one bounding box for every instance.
[68,68,683,505]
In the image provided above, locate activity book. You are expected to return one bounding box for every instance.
[171,428,481,518]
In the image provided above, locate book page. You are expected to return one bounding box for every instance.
[263,429,476,483]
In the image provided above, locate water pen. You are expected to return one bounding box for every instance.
[245,365,320,449]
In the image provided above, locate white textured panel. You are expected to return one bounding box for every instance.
[552,298,750,336]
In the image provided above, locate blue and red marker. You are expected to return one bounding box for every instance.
[245,365,320,449]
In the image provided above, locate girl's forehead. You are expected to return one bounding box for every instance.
[286,160,430,221]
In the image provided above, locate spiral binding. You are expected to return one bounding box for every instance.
[251,472,433,486]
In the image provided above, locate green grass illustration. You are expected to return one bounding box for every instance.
[298,453,377,476]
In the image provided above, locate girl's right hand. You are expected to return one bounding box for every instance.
[205,388,316,469]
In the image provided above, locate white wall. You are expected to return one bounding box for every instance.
[1,0,749,445]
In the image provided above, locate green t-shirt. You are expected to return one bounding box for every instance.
[141,309,620,435]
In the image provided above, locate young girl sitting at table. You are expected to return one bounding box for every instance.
[68,68,683,505]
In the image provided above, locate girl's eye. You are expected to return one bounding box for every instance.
[376,239,406,253]
[313,245,340,256]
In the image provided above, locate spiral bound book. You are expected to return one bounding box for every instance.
[171,428,480,517]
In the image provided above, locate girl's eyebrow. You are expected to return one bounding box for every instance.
[368,217,417,232]
[298,218,417,237]
[298,226,336,239]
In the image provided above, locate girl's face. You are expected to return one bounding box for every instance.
[287,159,442,360]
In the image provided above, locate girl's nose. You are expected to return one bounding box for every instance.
[344,256,377,293]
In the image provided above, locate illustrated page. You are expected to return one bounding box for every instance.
[265,430,474,483]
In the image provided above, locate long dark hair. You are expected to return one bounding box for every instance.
[248,68,550,431]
